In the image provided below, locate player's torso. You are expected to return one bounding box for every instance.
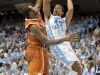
[46,15,66,39]
[25,13,46,46]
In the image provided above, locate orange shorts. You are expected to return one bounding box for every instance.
[25,45,49,75]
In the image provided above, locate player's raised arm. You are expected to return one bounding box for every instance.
[65,0,74,28]
[33,0,43,12]
[43,0,51,24]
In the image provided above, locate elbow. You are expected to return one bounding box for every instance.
[44,42,50,46]
[68,7,74,11]
[44,40,53,46]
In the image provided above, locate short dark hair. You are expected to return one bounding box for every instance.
[18,66,22,70]
[6,64,10,68]
[22,5,31,18]
[56,4,64,12]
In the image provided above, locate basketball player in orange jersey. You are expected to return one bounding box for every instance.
[22,0,78,75]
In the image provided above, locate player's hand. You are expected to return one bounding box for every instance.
[65,33,78,41]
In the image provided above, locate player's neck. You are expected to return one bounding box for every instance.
[30,15,37,19]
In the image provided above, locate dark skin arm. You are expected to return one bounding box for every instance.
[30,25,77,46]
[33,0,43,12]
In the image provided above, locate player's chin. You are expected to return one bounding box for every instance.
[53,13,58,16]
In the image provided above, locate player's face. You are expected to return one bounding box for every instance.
[29,5,37,17]
[53,5,63,17]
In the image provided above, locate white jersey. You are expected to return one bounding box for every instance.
[47,15,66,39]
[45,15,80,66]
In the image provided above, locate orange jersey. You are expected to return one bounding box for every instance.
[25,13,46,47]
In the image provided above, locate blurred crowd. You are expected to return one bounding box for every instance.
[0,13,100,75]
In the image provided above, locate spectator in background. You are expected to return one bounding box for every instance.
[94,49,100,59]
[94,26,100,35]
[9,59,18,73]
[82,62,95,75]
[95,59,100,75]
[6,69,14,75]
[0,62,6,73]
[9,16,14,23]
[15,70,21,75]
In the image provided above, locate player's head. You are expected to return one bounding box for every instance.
[23,5,38,19]
[53,4,64,17]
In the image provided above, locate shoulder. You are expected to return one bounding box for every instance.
[30,24,41,30]
[37,12,43,21]
[30,24,41,34]
[37,12,41,16]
